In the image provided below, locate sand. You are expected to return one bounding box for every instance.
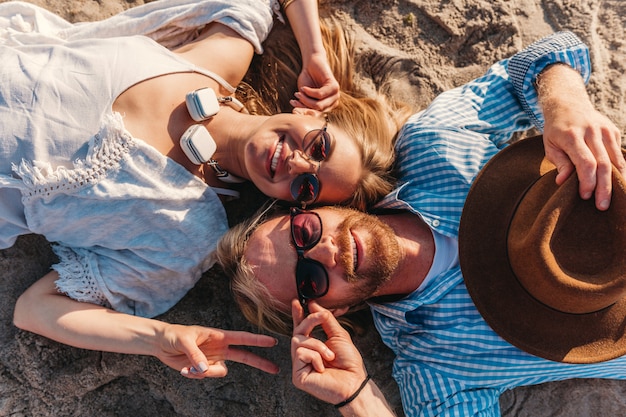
[1,0,626,416]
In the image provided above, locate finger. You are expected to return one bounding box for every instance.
[290,99,308,110]
[586,132,614,211]
[300,84,340,102]
[221,330,278,348]
[226,348,280,374]
[177,337,212,379]
[297,94,339,112]
[549,148,576,186]
[180,361,228,379]
[602,128,626,178]
[291,334,336,362]
[311,96,339,112]
[292,309,328,338]
[293,92,323,111]
[292,299,306,333]
[307,301,351,339]
[593,166,612,211]
[180,366,201,379]
[546,140,596,199]
[198,361,228,378]
[293,344,326,374]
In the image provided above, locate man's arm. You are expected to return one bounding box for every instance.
[509,31,625,210]
[535,63,624,210]
[290,300,396,417]
[14,271,279,378]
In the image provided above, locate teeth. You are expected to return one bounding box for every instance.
[350,233,358,271]
[270,140,283,174]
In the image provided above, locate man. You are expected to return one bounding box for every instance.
[216,31,626,416]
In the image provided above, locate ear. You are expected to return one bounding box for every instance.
[329,306,350,317]
[292,107,325,118]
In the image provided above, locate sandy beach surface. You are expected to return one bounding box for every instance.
[1,0,626,416]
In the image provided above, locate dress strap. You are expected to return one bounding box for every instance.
[193,67,236,94]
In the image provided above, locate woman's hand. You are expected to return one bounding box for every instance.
[157,324,280,379]
[282,0,340,112]
[292,51,340,112]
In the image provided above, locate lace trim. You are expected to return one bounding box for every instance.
[13,113,135,200]
[52,245,111,308]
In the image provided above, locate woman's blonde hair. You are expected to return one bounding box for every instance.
[238,17,413,210]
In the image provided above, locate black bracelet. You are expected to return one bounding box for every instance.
[334,374,372,409]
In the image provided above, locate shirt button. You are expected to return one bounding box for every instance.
[432,219,440,227]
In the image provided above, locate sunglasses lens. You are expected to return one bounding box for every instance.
[291,211,322,248]
[296,260,328,299]
[303,130,330,161]
[291,173,320,204]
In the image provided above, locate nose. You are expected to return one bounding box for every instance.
[288,150,319,175]
[304,235,338,269]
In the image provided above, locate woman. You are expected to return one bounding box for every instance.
[5,0,410,378]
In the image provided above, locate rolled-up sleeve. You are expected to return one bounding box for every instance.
[508,31,591,129]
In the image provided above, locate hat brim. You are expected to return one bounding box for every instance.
[459,135,626,363]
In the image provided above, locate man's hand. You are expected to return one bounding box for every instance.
[290,301,397,416]
[290,300,368,404]
[538,63,626,210]
[156,324,279,379]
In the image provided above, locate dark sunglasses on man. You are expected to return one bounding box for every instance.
[289,117,331,205]
[290,206,329,313]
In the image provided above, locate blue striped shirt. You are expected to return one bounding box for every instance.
[370,32,626,417]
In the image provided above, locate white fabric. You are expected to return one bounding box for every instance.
[0,0,277,316]
[0,0,276,53]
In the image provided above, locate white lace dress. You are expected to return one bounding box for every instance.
[0,0,276,317]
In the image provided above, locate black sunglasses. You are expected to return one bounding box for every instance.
[289,119,331,205]
[290,207,329,309]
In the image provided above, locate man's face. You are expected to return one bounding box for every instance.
[244,206,400,312]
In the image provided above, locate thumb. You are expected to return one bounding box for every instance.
[181,338,211,376]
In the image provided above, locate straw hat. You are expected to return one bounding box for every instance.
[459,135,626,363]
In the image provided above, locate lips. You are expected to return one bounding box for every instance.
[269,137,284,178]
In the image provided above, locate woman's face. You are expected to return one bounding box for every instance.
[244,114,362,205]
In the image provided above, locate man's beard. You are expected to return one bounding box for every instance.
[332,207,400,303]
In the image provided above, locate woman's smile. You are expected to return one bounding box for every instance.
[269,137,285,178]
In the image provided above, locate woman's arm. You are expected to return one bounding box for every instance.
[14,271,279,378]
[282,0,340,111]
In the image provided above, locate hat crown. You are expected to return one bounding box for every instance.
[460,136,626,363]
[508,169,626,314]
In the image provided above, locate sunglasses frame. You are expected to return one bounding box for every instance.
[290,207,330,310]
[289,118,331,205]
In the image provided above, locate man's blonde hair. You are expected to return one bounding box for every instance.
[216,203,294,335]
